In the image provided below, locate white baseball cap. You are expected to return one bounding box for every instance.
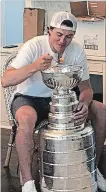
[50,11,77,32]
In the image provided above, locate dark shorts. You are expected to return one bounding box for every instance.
[11,93,51,126]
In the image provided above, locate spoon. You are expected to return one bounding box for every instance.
[52,57,64,64]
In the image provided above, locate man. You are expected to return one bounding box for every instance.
[1,11,106,192]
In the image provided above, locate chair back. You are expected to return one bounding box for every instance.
[1,52,18,123]
[1,51,48,129]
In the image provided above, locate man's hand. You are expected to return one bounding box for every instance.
[74,101,88,126]
[35,53,53,71]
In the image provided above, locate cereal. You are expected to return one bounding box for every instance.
[59,58,64,63]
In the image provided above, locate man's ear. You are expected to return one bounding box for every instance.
[48,28,52,36]
[47,27,51,35]
[48,27,55,35]
[73,31,76,35]
[72,31,76,39]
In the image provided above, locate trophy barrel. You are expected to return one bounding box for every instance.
[39,124,97,192]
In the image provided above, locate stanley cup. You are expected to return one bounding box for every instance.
[39,64,97,192]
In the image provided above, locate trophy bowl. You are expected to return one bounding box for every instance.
[41,65,83,90]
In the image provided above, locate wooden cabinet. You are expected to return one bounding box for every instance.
[88,59,106,104]
[0,44,23,128]
[88,62,103,73]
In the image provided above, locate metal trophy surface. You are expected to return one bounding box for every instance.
[39,64,97,192]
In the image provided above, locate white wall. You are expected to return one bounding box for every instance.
[25,1,71,34]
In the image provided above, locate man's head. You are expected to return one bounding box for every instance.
[48,11,77,54]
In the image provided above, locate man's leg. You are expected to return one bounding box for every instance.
[88,100,106,166]
[15,105,37,185]
[88,100,106,191]
[11,94,51,191]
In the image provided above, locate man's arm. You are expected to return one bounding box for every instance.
[1,64,38,88]
[74,79,93,125]
[1,54,53,88]
[73,45,93,124]
[78,79,93,107]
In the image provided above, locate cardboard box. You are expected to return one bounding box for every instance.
[70,1,106,17]
[23,8,45,42]
[74,17,106,59]
[70,1,88,17]
[88,1,106,17]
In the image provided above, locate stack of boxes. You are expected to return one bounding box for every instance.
[23,8,45,42]
[70,1,106,60]
[70,1,106,104]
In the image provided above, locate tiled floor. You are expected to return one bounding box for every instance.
[1,128,41,192]
[1,128,21,192]
[1,128,106,192]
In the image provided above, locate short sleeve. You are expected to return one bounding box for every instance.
[76,49,89,81]
[10,41,37,69]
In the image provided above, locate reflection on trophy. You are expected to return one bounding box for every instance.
[39,64,97,192]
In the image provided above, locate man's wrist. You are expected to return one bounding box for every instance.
[79,100,91,107]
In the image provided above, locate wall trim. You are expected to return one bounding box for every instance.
[0,124,11,129]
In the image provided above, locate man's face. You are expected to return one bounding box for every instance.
[49,28,75,54]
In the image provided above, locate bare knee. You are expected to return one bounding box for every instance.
[15,106,37,134]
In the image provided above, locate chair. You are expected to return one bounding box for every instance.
[1,52,48,168]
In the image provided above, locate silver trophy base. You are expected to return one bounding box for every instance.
[39,124,97,192]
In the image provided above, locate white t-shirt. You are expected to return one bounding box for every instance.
[10,35,89,98]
